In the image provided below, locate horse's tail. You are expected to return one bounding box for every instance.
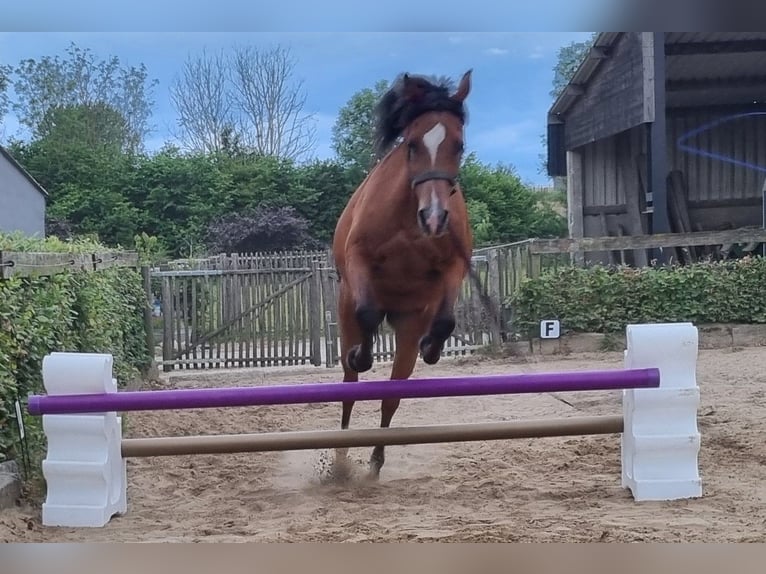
[448,226,504,343]
[466,259,504,342]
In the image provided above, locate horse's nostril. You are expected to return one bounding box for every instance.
[418,209,428,228]
[437,210,449,232]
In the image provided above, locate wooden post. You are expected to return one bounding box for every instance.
[486,249,503,346]
[161,276,173,373]
[566,149,585,266]
[320,267,339,367]
[308,260,322,366]
[645,32,671,263]
[140,266,156,377]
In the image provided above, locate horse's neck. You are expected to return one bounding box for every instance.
[369,147,413,207]
[367,144,400,180]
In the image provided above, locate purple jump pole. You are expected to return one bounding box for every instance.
[27,368,660,416]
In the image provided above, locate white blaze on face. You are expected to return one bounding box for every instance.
[422,122,446,166]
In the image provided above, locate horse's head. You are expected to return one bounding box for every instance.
[374,70,472,236]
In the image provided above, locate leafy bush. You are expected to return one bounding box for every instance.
[204,205,320,254]
[508,257,766,337]
[459,153,568,246]
[0,232,150,464]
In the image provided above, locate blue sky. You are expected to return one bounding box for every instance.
[0,32,592,185]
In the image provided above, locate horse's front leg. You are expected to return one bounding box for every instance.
[419,278,461,365]
[343,256,384,374]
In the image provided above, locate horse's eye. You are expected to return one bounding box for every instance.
[455,141,464,154]
[407,141,417,160]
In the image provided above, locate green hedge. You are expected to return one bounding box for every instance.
[0,233,150,464]
[508,256,766,337]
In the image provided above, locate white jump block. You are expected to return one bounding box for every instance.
[40,353,126,527]
[622,322,702,501]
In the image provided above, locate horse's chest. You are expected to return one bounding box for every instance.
[369,237,449,285]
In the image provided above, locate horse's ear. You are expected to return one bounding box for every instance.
[402,73,425,102]
[452,69,472,102]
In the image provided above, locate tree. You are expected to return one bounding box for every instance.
[11,42,157,153]
[293,159,357,242]
[0,64,10,129]
[169,48,234,155]
[11,131,142,247]
[170,45,316,160]
[129,148,232,256]
[331,79,389,178]
[460,153,566,245]
[37,102,129,153]
[550,33,598,100]
[231,45,316,160]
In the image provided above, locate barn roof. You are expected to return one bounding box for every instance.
[549,32,766,121]
[0,145,49,199]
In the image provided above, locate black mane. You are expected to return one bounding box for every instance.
[373,73,467,158]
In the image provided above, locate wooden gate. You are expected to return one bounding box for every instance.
[156,252,326,370]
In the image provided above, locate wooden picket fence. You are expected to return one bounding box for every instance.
[153,228,766,371]
[153,246,527,370]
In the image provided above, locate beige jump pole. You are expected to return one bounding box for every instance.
[121,415,624,457]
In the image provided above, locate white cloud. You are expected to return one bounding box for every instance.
[528,45,545,59]
[448,35,463,44]
[484,47,509,56]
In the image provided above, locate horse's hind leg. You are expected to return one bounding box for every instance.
[368,312,431,479]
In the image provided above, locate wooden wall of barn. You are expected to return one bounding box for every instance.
[575,109,766,244]
[564,32,647,150]
[580,125,646,241]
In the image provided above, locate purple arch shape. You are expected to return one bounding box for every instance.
[676,111,766,174]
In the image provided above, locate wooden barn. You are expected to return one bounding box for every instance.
[547,32,766,265]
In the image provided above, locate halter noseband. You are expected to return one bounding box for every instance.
[410,170,459,195]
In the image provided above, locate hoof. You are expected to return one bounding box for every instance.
[368,447,384,479]
[419,335,443,365]
[347,345,373,373]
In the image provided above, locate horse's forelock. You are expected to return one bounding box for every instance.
[373,73,467,158]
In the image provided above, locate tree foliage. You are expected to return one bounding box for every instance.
[9,127,141,247]
[11,42,158,153]
[37,102,129,153]
[0,64,10,127]
[460,153,567,245]
[550,33,598,100]
[10,115,565,256]
[331,79,389,180]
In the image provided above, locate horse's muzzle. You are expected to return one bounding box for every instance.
[418,206,449,236]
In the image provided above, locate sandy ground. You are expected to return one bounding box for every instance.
[2,346,766,542]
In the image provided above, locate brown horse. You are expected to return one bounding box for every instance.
[331,70,474,477]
